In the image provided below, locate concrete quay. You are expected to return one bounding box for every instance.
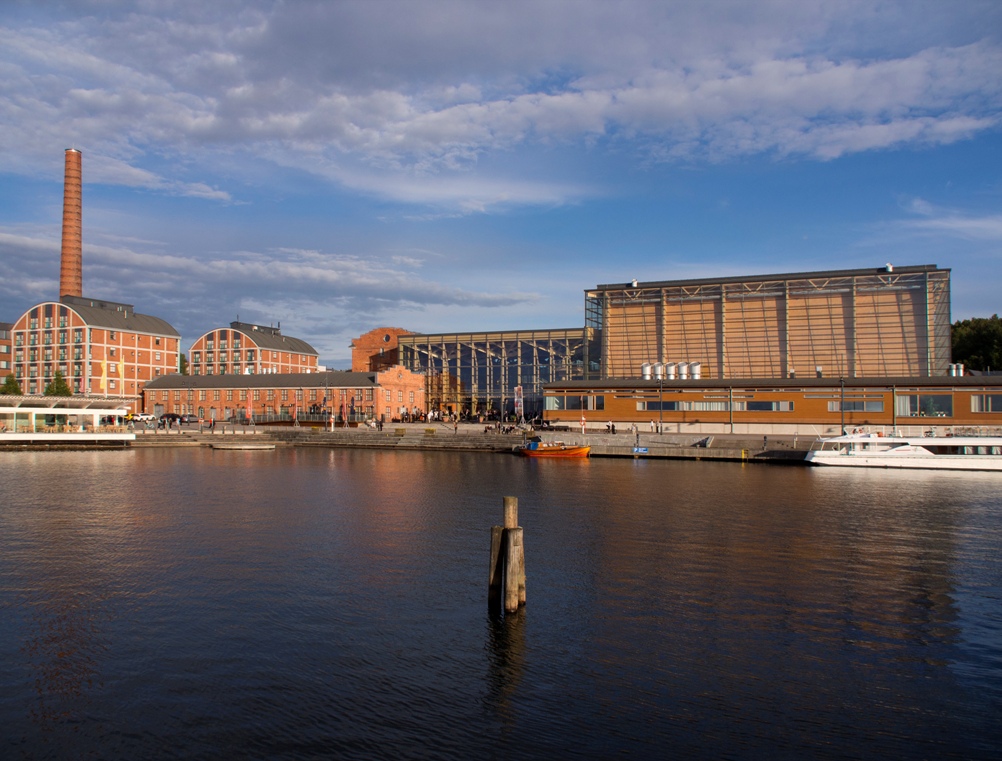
[127,423,812,464]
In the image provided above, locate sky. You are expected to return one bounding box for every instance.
[1,0,1000,367]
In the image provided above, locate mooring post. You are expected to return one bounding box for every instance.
[504,527,523,613]
[490,496,526,613]
[488,525,504,609]
[504,496,518,530]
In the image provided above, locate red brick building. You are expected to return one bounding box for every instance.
[142,367,426,422]
[11,296,180,404]
[189,321,319,376]
[0,322,12,380]
[351,327,414,372]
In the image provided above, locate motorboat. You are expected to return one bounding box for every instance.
[517,439,591,458]
[806,432,1002,471]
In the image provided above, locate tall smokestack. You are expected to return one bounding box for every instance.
[59,148,83,298]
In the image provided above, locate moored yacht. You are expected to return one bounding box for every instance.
[806,432,1002,471]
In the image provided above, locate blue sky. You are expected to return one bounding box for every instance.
[1,0,1000,367]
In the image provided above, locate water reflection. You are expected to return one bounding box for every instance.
[0,450,999,759]
[485,611,526,728]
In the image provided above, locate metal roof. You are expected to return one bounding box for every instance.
[53,296,180,337]
[144,370,380,390]
[590,264,946,293]
[221,322,318,356]
[0,394,134,410]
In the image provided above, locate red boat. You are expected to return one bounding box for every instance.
[517,440,591,458]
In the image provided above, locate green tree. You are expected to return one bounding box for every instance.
[43,370,73,397]
[952,314,1002,372]
[179,353,189,375]
[1,373,22,395]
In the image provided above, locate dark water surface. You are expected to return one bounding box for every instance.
[1,448,1000,759]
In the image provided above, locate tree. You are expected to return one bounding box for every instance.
[1,373,22,395]
[179,353,189,375]
[952,314,1002,372]
[43,370,73,397]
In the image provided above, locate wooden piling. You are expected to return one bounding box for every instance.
[504,495,518,529]
[489,525,504,609]
[490,496,526,614]
[504,527,523,613]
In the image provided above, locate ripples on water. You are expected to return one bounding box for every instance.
[1,448,1001,759]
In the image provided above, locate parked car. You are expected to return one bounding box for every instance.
[132,413,155,422]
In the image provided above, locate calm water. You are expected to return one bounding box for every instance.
[1,448,1001,760]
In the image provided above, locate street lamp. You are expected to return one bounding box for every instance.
[840,376,846,434]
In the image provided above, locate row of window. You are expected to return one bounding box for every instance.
[151,388,388,403]
[15,330,165,346]
[544,393,1002,417]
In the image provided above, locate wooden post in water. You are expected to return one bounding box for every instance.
[489,496,526,613]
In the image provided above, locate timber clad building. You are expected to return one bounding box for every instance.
[543,376,1002,435]
[586,265,952,380]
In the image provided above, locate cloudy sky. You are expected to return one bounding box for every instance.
[1,0,1000,366]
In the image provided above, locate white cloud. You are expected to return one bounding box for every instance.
[902,199,1002,242]
[1,2,1000,211]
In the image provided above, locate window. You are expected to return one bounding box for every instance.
[828,400,884,412]
[408,391,414,404]
[227,390,233,401]
[155,352,161,361]
[110,348,116,357]
[737,401,794,412]
[281,390,288,401]
[240,390,247,401]
[109,331,116,340]
[254,390,261,401]
[398,391,404,402]
[896,394,953,418]
[213,390,220,401]
[972,395,1002,413]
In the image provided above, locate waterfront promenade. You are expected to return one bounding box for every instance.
[114,422,812,463]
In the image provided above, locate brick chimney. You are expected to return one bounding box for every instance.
[59,148,83,298]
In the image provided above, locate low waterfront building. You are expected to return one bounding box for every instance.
[0,394,132,437]
[10,296,180,405]
[188,321,319,376]
[142,366,425,423]
[541,375,1002,436]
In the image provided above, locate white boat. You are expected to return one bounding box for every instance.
[806,433,1002,471]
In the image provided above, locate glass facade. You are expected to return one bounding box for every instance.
[398,328,589,418]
